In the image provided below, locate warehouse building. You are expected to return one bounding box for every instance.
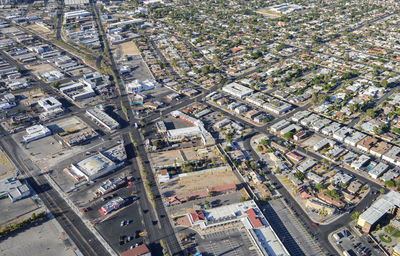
[60,82,96,101]
[358,191,400,232]
[222,82,254,99]
[0,177,30,202]
[65,144,126,181]
[86,107,119,131]
[23,124,52,143]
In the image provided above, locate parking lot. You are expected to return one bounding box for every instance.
[263,199,324,256]
[120,55,153,82]
[95,197,146,254]
[332,227,382,256]
[197,229,255,256]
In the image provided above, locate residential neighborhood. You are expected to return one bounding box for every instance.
[1,1,400,256]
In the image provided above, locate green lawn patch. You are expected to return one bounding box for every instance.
[385,225,395,234]
[393,230,400,237]
[379,234,392,243]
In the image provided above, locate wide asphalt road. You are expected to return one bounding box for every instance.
[0,127,110,256]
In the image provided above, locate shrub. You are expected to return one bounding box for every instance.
[379,234,392,243]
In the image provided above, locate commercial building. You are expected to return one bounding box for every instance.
[66,144,126,181]
[270,119,290,133]
[262,100,292,115]
[155,121,167,133]
[126,79,161,93]
[60,82,96,101]
[37,97,63,111]
[187,200,289,256]
[222,82,254,99]
[358,191,400,232]
[23,124,52,143]
[63,10,90,23]
[86,107,119,131]
[99,196,126,215]
[305,199,335,215]
[168,111,215,146]
[0,100,16,111]
[121,244,151,256]
[95,177,126,196]
[0,177,30,202]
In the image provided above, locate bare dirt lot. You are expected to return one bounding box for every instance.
[0,149,16,180]
[160,168,239,197]
[113,41,140,56]
[150,146,219,168]
[27,63,55,75]
[27,24,52,35]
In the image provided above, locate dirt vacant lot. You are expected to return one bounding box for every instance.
[27,24,52,35]
[113,41,140,56]
[161,168,239,197]
[0,149,16,180]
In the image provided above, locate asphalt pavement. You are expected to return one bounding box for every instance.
[0,127,109,256]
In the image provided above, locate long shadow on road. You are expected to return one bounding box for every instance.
[263,202,306,256]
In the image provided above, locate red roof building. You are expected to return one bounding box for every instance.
[246,208,263,228]
[286,151,304,163]
[189,210,205,223]
[232,47,243,52]
[120,244,151,256]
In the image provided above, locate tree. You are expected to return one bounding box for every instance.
[380,188,385,194]
[250,161,258,170]
[366,108,376,118]
[294,172,304,181]
[152,140,163,149]
[351,211,361,220]
[385,180,395,187]
[315,184,323,191]
[240,196,248,202]
[283,131,294,141]
[225,132,233,142]
[381,80,388,88]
